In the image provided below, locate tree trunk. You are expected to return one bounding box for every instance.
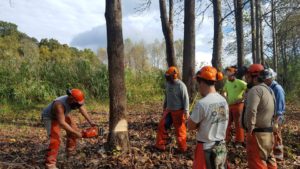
[251,0,257,63]
[212,0,223,91]
[255,0,261,64]
[159,0,176,67]
[105,0,129,152]
[271,0,278,72]
[212,0,223,70]
[234,0,244,73]
[183,0,196,101]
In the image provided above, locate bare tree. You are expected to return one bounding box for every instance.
[182,0,195,99]
[271,0,278,72]
[234,0,244,70]
[105,0,129,151]
[255,0,262,64]
[159,0,176,67]
[212,0,223,70]
[250,0,257,63]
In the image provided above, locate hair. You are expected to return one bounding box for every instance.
[196,77,215,86]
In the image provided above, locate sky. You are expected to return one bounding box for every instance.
[0,0,237,66]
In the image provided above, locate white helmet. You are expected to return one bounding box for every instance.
[264,68,277,80]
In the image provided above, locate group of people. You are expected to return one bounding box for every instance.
[154,64,285,169]
[41,64,285,169]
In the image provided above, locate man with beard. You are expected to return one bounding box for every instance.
[223,66,247,147]
[263,68,285,161]
[242,64,277,169]
[155,66,189,153]
[41,88,96,169]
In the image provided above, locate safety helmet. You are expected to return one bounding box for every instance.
[247,64,264,76]
[263,68,277,80]
[165,66,179,79]
[195,66,223,81]
[66,88,85,104]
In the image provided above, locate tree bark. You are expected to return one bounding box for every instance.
[255,0,262,64]
[234,0,244,73]
[159,0,176,67]
[212,0,223,70]
[271,0,278,72]
[251,0,257,63]
[105,0,129,152]
[183,0,196,100]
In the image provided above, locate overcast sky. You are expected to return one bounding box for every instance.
[0,0,237,66]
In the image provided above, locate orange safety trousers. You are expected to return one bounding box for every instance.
[45,116,78,167]
[192,143,230,169]
[226,103,244,143]
[246,133,277,169]
[155,109,187,152]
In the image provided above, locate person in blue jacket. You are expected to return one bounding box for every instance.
[263,68,285,161]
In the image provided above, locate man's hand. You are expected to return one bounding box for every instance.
[89,121,97,127]
[74,131,82,138]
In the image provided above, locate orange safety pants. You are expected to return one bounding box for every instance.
[246,133,277,169]
[155,109,187,152]
[45,116,78,168]
[192,143,230,169]
[226,103,245,143]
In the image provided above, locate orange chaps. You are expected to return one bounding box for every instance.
[226,103,244,143]
[155,110,187,152]
[246,133,277,169]
[45,116,78,168]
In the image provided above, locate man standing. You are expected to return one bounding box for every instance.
[223,66,247,146]
[242,64,277,169]
[155,66,189,153]
[263,68,285,161]
[41,88,96,169]
[188,66,229,169]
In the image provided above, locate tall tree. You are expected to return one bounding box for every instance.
[255,0,262,64]
[234,0,244,70]
[250,0,257,63]
[271,0,278,72]
[105,0,129,151]
[159,0,176,67]
[212,0,223,70]
[183,0,195,99]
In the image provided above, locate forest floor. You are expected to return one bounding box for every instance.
[0,102,299,169]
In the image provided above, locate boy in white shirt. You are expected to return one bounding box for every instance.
[188,66,229,169]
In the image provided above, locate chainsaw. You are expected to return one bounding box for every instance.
[81,126,104,138]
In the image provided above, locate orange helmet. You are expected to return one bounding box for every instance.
[67,88,85,104]
[195,66,223,81]
[247,64,264,76]
[165,66,179,79]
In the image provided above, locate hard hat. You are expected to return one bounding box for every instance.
[67,88,85,104]
[263,68,277,79]
[195,66,223,81]
[165,66,179,79]
[247,64,264,76]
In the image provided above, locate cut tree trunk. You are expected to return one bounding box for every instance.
[251,0,257,63]
[271,0,278,72]
[255,0,262,64]
[105,0,129,152]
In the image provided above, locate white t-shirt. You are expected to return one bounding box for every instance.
[190,92,229,150]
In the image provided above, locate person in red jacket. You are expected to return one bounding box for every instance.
[41,89,96,169]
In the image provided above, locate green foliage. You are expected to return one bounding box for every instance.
[0,21,165,108]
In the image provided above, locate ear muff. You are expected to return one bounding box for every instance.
[66,89,72,96]
[217,72,223,81]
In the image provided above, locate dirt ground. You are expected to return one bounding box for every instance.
[0,102,299,169]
